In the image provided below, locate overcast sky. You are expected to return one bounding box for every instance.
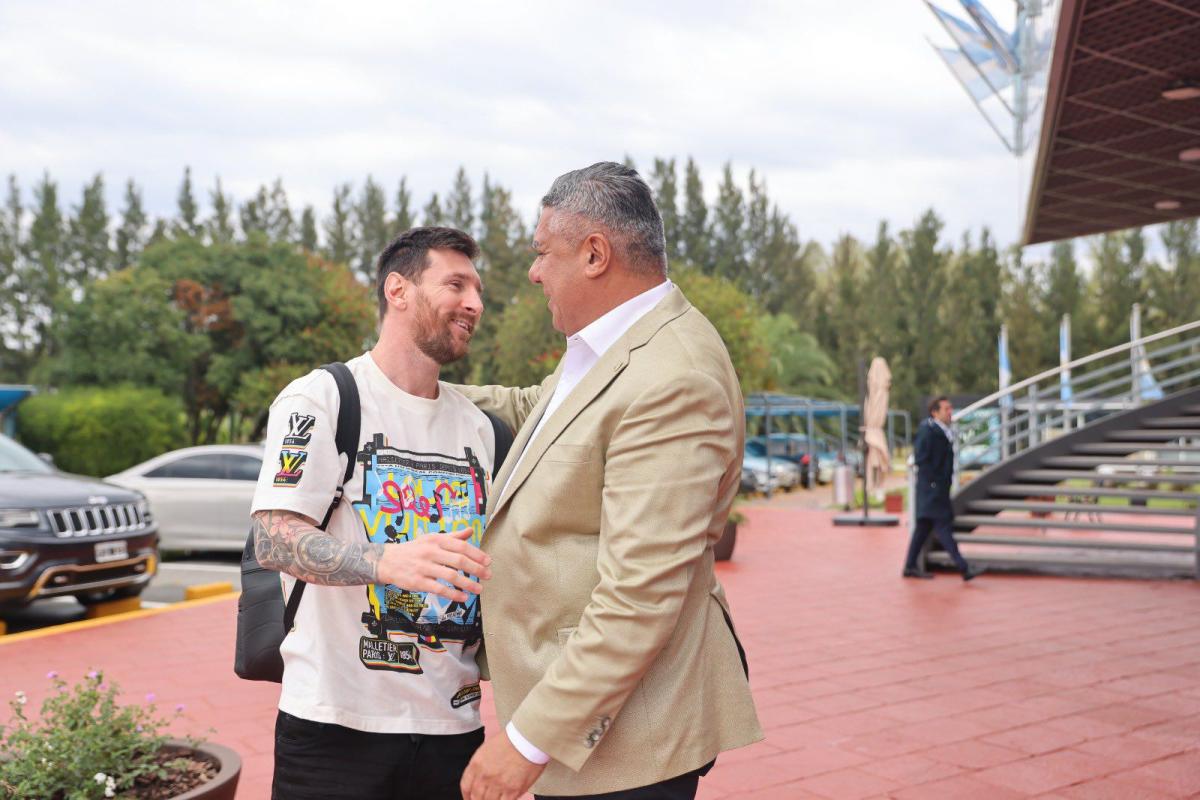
[0,0,1041,251]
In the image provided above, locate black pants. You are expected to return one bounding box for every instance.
[272,710,484,800]
[905,516,969,573]
[535,765,706,800]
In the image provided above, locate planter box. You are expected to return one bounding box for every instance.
[884,493,904,514]
[163,739,241,800]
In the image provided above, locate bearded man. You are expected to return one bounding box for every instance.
[251,226,498,799]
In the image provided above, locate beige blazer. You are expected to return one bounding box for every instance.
[458,286,763,796]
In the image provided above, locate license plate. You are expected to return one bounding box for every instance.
[95,540,128,563]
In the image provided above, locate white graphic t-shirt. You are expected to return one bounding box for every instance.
[251,353,495,734]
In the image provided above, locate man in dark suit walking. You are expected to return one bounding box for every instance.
[903,396,982,581]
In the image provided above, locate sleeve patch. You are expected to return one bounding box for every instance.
[274,448,309,487]
[283,412,317,448]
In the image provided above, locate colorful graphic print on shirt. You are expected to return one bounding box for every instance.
[274,413,316,487]
[352,433,489,673]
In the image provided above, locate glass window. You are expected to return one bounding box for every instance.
[145,454,231,480]
[227,454,263,481]
[0,434,53,474]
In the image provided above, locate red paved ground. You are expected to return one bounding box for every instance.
[3,505,1200,798]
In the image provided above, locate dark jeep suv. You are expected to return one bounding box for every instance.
[0,433,158,609]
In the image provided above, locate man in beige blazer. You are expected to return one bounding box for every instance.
[458,162,761,800]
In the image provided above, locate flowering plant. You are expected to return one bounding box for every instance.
[0,670,201,800]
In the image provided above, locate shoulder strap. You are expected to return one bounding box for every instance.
[484,410,514,472]
[282,362,361,632]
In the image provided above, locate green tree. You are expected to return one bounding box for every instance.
[1001,248,1048,379]
[1039,238,1091,364]
[892,210,950,414]
[479,283,562,386]
[50,238,375,444]
[265,178,294,242]
[423,192,445,227]
[174,166,201,238]
[67,174,112,286]
[323,183,356,267]
[710,163,745,281]
[207,177,236,245]
[860,221,899,368]
[1146,220,1200,331]
[758,313,838,397]
[681,157,709,269]
[299,206,318,252]
[0,175,31,380]
[115,180,148,267]
[1090,230,1146,348]
[942,229,1002,393]
[24,173,67,363]
[672,266,770,393]
[239,185,269,239]
[820,234,868,396]
[469,176,530,383]
[650,158,681,260]
[393,177,415,235]
[446,167,474,234]
[355,176,388,279]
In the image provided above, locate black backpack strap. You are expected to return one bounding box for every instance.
[484,411,514,472]
[282,362,362,634]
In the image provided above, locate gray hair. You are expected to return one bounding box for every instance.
[541,162,667,276]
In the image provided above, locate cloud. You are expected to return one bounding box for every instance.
[0,0,1027,247]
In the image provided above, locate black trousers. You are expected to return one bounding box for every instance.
[272,710,484,800]
[904,515,969,573]
[535,766,704,800]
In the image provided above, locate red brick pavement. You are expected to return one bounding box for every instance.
[2,505,1199,798]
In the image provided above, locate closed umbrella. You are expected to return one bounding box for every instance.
[863,357,891,496]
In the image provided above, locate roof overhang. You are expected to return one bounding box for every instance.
[1023,0,1200,245]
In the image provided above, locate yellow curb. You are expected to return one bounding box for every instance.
[0,592,239,645]
[84,597,143,619]
[185,582,235,601]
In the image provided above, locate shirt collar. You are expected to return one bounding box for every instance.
[572,280,673,360]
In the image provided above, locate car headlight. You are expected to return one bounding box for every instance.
[754,470,770,483]
[0,509,41,528]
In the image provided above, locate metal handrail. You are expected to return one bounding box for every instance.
[954,319,1200,421]
[950,318,1200,485]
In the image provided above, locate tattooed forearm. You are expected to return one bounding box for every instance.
[252,510,384,586]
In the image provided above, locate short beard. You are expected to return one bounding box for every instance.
[413,292,469,365]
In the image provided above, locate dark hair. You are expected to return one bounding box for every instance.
[928,396,950,416]
[375,227,479,320]
[541,161,667,275]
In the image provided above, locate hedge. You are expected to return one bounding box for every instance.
[17,386,187,476]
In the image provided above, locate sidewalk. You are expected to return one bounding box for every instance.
[2,504,1198,798]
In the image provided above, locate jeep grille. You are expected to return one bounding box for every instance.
[48,503,150,538]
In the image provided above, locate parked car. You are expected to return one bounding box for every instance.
[747,435,822,487]
[106,445,264,553]
[0,433,157,609]
[741,452,801,492]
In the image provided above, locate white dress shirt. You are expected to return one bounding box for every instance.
[505,279,673,765]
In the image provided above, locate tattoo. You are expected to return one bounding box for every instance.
[252,510,384,586]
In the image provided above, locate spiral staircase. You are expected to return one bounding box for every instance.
[921,318,1200,579]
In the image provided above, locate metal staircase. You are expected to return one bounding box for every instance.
[924,317,1200,579]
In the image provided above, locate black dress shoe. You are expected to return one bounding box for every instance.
[902,568,934,579]
[962,566,987,582]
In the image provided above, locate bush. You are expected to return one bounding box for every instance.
[0,670,202,800]
[17,387,186,476]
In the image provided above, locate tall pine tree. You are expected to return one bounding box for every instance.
[67,173,112,285]
[650,158,681,261]
[681,158,709,269]
[323,183,356,267]
[115,179,148,268]
[207,178,236,245]
[174,166,201,238]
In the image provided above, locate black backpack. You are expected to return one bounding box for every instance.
[233,363,515,683]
